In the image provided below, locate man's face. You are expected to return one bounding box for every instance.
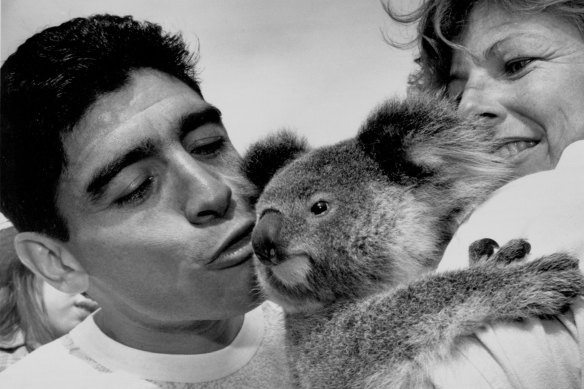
[56,69,259,327]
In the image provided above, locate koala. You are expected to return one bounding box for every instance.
[241,95,584,389]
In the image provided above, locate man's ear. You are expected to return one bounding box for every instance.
[14,232,89,294]
[240,129,309,192]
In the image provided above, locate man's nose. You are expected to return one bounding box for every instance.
[179,159,232,224]
[457,78,506,126]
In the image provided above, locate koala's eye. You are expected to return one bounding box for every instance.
[310,200,329,215]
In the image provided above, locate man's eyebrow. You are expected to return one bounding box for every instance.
[177,106,223,140]
[86,140,157,201]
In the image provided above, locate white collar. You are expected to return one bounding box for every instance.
[69,306,265,383]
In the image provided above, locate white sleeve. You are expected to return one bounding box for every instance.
[438,165,584,272]
[428,299,584,389]
[431,146,584,388]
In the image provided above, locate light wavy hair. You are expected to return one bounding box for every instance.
[0,227,55,350]
[383,0,584,93]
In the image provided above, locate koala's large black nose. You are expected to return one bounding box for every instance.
[252,211,284,266]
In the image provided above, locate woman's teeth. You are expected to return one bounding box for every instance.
[497,140,537,157]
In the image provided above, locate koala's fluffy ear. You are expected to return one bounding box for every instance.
[241,129,309,191]
[356,95,447,183]
[356,94,505,184]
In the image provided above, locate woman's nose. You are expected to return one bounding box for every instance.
[457,82,507,126]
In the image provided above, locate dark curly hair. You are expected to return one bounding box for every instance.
[1,14,201,240]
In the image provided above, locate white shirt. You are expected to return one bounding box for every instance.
[439,140,584,270]
[0,301,294,388]
[428,140,584,389]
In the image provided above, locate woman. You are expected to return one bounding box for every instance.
[384,1,584,387]
[0,222,99,372]
[386,0,584,176]
[383,0,584,260]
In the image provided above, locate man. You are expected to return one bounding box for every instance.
[0,15,294,388]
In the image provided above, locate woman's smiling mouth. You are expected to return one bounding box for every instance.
[496,139,539,158]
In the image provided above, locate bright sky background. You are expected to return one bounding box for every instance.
[2,0,419,154]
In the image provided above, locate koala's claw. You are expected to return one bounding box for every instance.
[469,238,531,265]
[469,238,499,264]
[495,239,531,264]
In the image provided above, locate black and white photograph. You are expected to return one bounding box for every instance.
[1,0,583,388]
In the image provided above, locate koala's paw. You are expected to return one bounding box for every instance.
[469,238,530,265]
[487,253,583,320]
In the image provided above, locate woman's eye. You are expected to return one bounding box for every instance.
[190,136,225,157]
[504,58,534,76]
[114,176,154,206]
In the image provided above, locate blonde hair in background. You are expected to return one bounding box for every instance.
[0,225,57,350]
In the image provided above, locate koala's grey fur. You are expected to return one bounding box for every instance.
[241,95,584,389]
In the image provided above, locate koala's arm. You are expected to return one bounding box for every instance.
[287,241,584,389]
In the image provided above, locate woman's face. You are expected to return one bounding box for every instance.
[447,2,584,176]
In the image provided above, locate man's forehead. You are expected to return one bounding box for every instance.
[78,70,201,132]
[59,69,207,189]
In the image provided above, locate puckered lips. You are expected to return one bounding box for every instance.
[207,221,255,270]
